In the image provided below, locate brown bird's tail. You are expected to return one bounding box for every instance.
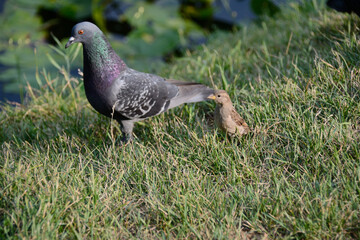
[166,80,214,109]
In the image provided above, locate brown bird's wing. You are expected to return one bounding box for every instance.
[230,108,250,133]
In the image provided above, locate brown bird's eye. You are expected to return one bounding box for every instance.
[78,30,84,35]
[217,95,221,97]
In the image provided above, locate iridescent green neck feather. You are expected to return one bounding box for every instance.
[82,32,127,89]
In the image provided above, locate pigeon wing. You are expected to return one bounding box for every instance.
[109,69,179,120]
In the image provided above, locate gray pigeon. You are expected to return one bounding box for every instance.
[65,22,214,143]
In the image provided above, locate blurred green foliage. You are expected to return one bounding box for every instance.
[0,0,279,97]
[251,0,280,16]
[179,0,215,27]
[122,1,203,57]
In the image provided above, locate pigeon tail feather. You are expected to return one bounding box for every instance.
[167,80,214,109]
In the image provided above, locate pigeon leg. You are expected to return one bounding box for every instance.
[118,120,134,143]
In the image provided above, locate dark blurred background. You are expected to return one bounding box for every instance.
[0,0,285,103]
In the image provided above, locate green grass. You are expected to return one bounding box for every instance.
[1,1,360,239]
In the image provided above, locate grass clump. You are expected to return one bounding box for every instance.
[1,1,360,239]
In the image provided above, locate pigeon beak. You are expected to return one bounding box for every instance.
[207,94,216,100]
[65,37,75,49]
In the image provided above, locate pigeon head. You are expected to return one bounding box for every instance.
[65,22,102,48]
[208,90,232,105]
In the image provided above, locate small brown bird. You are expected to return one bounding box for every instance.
[208,90,250,137]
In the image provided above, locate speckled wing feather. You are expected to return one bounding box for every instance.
[108,70,213,121]
[108,68,179,120]
[230,108,250,133]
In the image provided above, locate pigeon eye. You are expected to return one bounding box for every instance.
[78,30,84,35]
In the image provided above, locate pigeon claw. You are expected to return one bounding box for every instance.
[119,134,133,146]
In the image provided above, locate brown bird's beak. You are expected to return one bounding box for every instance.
[207,94,216,100]
[65,36,75,49]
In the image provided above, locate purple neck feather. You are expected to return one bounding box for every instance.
[82,33,127,90]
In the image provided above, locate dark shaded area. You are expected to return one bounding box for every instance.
[104,1,133,36]
[104,19,133,36]
[327,0,360,16]
[0,82,21,103]
[0,64,21,103]
[179,0,216,30]
[0,0,5,13]
[37,7,92,44]
[251,0,280,16]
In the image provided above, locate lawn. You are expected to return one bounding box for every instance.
[1,0,359,239]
